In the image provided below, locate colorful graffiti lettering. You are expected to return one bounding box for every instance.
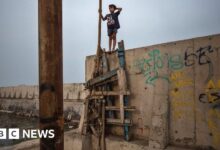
[134,49,183,85]
[170,71,194,121]
[184,46,216,82]
[168,54,184,70]
[198,79,220,148]
[207,106,220,148]
[184,46,215,66]
[199,92,220,104]
[134,45,218,86]
[134,49,168,85]
[199,80,220,104]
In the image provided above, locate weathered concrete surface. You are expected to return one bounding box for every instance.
[0,130,193,150]
[85,34,220,149]
[0,84,85,120]
[1,34,220,150]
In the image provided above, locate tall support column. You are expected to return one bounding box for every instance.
[38,0,64,149]
[97,0,102,55]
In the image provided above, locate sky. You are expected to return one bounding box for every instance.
[0,0,220,87]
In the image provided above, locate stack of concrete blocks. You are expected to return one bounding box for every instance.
[0,84,85,119]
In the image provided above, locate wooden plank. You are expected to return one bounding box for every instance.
[90,124,98,137]
[78,99,88,134]
[118,40,126,68]
[91,91,130,96]
[117,68,128,124]
[87,95,104,100]
[94,76,118,87]
[101,100,106,150]
[117,68,127,91]
[106,118,132,126]
[118,40,131,141]
[86,69,118,88]
[105,106,136,111]
[119,95,124,123]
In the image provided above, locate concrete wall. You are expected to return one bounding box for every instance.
[0,84,85,120]
[85,34,220,149]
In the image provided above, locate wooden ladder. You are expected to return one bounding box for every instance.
[81,41,135,150]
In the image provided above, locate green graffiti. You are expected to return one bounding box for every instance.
[134,49,184,85]
[168,55,184,70]
[134,49,169,85]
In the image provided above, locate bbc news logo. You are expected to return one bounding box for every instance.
[0,128,55,139]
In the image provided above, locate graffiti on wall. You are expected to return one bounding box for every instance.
[134,45,218,85]
[170,71,194,120]
[207,108,220,148]
[199,79,220,148]
[185,46,215,82]
[199,80,220,104]
[134,49,184,85]
[133,44,220,147]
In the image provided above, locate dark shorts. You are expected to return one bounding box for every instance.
[108,28,117,36]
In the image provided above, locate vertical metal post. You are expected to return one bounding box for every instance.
[38,0,64,149]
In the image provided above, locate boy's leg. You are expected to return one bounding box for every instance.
[108,29,113,52]
[112,32,117,51]
[109,36,113,51]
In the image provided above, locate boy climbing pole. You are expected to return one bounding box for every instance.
[100,4,122,52]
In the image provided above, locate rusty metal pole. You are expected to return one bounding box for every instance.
[38,0,64,150]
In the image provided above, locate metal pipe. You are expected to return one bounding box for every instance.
[38,0,64,149]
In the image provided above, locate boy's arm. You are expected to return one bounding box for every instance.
[99,9,106,21]
[102,14,107,21]
[116,7,122,12]
[115,7,122,16]
[101,14,105,21]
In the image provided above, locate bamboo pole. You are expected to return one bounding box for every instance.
[38,0,64,149]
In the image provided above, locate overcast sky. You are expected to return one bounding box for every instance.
[0,0,220,87]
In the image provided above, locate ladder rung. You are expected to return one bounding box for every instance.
[87,95,104,100]
[91,91,130,96]
[106,118,132,126]
[105,106,136,111]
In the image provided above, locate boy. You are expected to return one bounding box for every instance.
[101,4,122,52]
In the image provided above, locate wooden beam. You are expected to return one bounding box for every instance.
[106,118,132,126]
[87,95,104,100]
[86,69,118,88]
[101,100,106,150]
[91,91,130,96]
[78,97,90,135]
[90,124,98,137]
[119,95,124,123]
[117,68,127,91]
[38,0,63,149]
[105,106,136,111]
[97,0,102,56]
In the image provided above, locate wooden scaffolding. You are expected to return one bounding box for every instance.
[80,1,135,150]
